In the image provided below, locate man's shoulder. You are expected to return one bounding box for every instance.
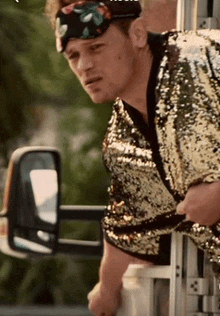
[157,29,220,84]
[165,30,220,63]
[150,29,220,69]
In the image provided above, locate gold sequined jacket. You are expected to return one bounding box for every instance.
[102,30,220,263]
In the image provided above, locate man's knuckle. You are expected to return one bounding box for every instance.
[186,214,192,221]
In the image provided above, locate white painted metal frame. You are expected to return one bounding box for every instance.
[117,233,220,315]
[176,0,185,31]
[178,0,220,31]
[117,233,185,316]
[142,232,184,316]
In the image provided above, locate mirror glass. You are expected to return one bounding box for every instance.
[13,227,55,254]
[14,236,52,254]
[30,170,58,224]
[19,152,58,229]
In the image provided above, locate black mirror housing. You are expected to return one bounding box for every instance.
[3,147,61,255]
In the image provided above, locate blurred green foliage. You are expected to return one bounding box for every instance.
[0,0,112,306]
[0,0,34,162]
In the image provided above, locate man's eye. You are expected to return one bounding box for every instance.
[68,52,79,60]
[90,44,104,51]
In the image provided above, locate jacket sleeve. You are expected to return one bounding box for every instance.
[155,30,220,197]
[102,176,167,262]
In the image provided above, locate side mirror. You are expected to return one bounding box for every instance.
[1,147,61,255]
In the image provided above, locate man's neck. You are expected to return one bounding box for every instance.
[119,48,153,124]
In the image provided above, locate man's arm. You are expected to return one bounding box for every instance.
[88,239,152,316]
[156,30,220,227]
[177,180,220,226]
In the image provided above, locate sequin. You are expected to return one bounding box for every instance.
[102,30,220,263]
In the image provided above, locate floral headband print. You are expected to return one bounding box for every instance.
[55,0,142,53]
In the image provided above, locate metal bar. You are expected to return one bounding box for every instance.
[57,205,105,256]
[186,237,200,278]
[59,205,105,221]
[170,232,184,316]
[193,0,199,31]
[59,239,102,247]
[142,265,172,279]
[176,0,185,31]
[144,278,154,315]
[57,238,103,256]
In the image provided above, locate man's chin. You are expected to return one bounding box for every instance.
[89,91,115,104]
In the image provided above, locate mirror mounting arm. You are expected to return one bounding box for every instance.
[57,239,103,257]
[59,205,106,221]
[58,205,106,257]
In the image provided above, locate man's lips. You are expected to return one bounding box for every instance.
[84,77,102,86]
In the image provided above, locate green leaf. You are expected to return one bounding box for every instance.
[93,12,103,26]
[82,27,90,38]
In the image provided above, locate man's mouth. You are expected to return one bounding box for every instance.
[84,77,102,86]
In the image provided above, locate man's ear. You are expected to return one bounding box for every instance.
[129,18,148,48]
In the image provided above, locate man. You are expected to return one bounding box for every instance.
[45,0,220,315]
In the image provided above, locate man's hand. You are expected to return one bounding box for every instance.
[177,180,220,226]
[145,0,177,32]
[88,282,121,316]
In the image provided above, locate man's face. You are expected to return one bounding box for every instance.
[64,24,138,103]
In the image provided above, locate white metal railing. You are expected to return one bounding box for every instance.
[177,0,220,31]
[117,232,220,316]
[176,0,185,31]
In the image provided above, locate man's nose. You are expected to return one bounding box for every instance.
[77,54,95,72]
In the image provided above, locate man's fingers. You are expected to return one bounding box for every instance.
[176,201,185,215]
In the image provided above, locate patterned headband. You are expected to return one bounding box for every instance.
[55,0,142,53]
